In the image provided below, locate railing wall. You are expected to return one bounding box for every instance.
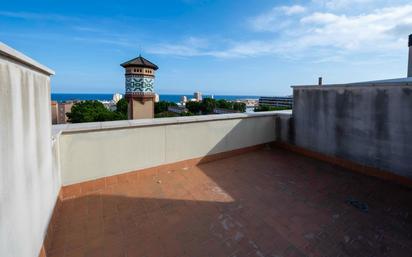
[0,43,57,257]
[54,112,284,185]
[291,83,412,179]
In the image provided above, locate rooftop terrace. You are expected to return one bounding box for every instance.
[48,148,412,257]
[2,41,412,257]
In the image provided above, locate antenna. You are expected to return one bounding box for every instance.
[138,44,142,57]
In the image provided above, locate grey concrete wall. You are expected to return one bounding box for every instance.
[275,112,294,143]
[54,112,281,185]
[292,84,412,178]
[0,43,58,257]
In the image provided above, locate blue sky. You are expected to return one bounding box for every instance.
[1,0,411,96]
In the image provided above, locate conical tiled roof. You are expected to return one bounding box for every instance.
[120,55,158,70]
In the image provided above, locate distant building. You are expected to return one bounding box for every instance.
[168,106,188,114]
[155,93,160,103]
[259,96,293,109]
[51,101,58,124]
[56,101,75,124]
[194,91,202,102]
[237,99,258,108]
[121,55,159,119]
[101,101,117,111]
[181,95,187,104]
[213,108,240,114]
[112,93,123,103]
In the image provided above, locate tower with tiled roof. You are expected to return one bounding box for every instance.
[120,55,159,119]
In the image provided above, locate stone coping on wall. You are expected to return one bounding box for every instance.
[52,110,293,135]
[0,42,55,76]
[292,77,412,89]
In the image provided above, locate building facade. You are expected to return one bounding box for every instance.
[167,106,188,114]
[54,101,74,124]
[258,96,293,109]
[194,91,202,102]
[112,93,123,103]
[51,101,58,124]
[181,95,187,104]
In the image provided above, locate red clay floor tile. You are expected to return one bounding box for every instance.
[47,148,412,257]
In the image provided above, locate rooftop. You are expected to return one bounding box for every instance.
[47,148,412,257]
[2,41,412,257]
[120,55,159,70]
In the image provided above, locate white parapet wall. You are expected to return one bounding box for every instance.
[54,111,288,186]
[0,43,58,257]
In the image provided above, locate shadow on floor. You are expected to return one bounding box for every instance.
[49,148,412,257]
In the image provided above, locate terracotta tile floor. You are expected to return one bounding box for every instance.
[48,148,412,257]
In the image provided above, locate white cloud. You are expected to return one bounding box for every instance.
[148,37,278,58]
[300,12,340,24]
[312,0,374,10]
[0,11,78,22]
[296,5,412,51]
[73,37,135,47]
[249,5,306,32]
[151,3,412,60]
[148,37,212,57]
[282,5,307,15]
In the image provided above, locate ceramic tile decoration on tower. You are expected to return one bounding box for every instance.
[120,55,159,119]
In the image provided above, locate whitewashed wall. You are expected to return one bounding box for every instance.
[55,112,280,185]
[0,43,58,257]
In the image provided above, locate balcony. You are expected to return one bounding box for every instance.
[1,43,412,257]
[48,146,412,257]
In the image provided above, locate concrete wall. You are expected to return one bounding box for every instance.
[275,111,294,143]
[55,112,279,185]
[292,84,412,178]
[0,43,58,257]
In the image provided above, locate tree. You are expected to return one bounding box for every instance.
[185,101,202,114]
[233,102,246,112]
[67,100,125,123]
[216,99,233,109]
[200,98,216,114]
[154,111,179,118]
[116,98,128,116]
[180,111,194,116]
[155,101,177,114]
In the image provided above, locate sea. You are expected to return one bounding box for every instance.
[51,93,260,103]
